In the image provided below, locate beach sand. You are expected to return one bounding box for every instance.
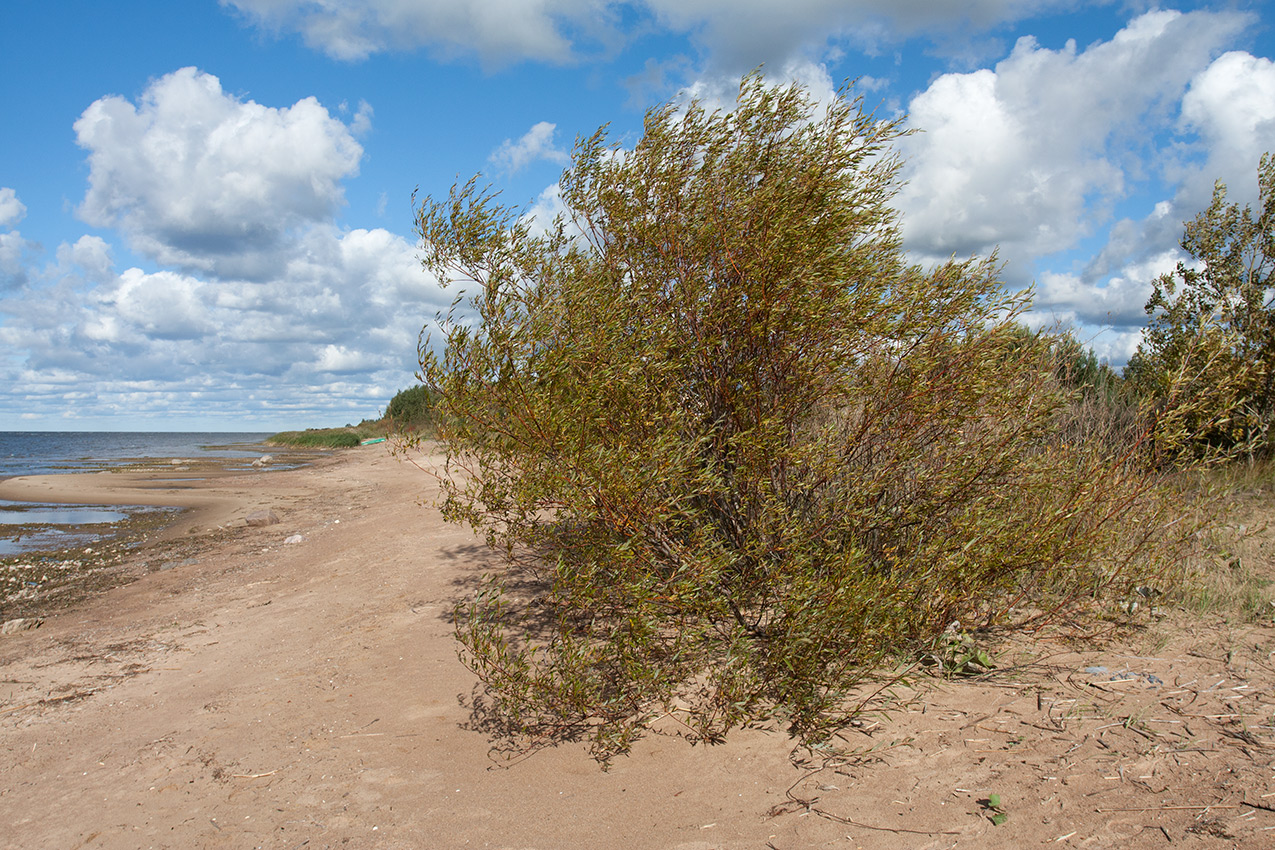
[1,446,1272,848]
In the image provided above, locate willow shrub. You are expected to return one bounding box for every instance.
[1124,153,1275,464]
[415,75,1201,760]
[384,384,438,434]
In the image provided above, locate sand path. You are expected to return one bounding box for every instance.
[1,447,1272,848]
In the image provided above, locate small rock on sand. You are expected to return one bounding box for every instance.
[245,509,280,527]
[1,617,44,635]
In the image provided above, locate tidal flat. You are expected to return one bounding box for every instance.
[1,504,180,620]
[0,446,328,620]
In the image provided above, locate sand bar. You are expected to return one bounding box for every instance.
[0,468,306,538]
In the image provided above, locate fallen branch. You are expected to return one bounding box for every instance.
[772,768,960,836]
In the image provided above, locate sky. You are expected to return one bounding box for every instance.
[1,1,1273,431]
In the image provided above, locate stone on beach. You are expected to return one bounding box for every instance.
[245,509,280,527]
[1,617,44,635]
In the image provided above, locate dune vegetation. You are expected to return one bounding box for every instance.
[409,75,1275,761]
[266,385,438,448]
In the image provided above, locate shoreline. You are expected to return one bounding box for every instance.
[0,449,347,623]
[0,445,340,539]
[0,431,282,482]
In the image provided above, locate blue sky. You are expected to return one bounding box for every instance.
[1,1,1272,431]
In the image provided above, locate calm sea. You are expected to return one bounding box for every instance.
[0,432,274,556]
[0,431,274,479]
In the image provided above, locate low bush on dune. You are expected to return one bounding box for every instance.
[268,386,440,448]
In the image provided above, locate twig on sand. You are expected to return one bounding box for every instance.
[0,689,98,715]
[1095,804,1240,813]
[232,769,281,779]
[771,767,960,836]
[1241,798,1275,814]
[806,808,962,836]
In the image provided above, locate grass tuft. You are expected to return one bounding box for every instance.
[266,428,379,448]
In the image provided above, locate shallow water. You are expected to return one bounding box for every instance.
[0,501,133,526]
[0,528,91,557]
[0,499,177,557]
[0,432,270,557]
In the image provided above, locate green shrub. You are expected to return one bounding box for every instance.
[416,74,1206,760]
[1125,153,1275,464]
[267,429,365,448]
[385,384,437,431]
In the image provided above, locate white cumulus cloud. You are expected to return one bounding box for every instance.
[524,182,567,236]
[1031,250,1181,330]
[0,221,452,427]
[489,121,571,174]
[0,188,26,227]
[0,190,34,290]
[349,99,374,136]
[222,0,616,65]
[315,343,375,373]
[1177,51,1275,210]
[674,57,838,114]
[895,8,1251,284]
[74,67,364,281]
[0,232,33,290]
[223,0,1087,70]
[55,236,115,284]
[642,0,1078,69]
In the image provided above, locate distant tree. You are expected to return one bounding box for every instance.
[416,74,1202,760]
[1002,323,1122,398]
[998,324,1136,455]
[385,384,437,430]
[1125,154,1275,461]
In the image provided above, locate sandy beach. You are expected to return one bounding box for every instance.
[1,446,1273,849]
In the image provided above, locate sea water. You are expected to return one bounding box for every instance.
[0,431,274,479]
[0,432,273,556]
